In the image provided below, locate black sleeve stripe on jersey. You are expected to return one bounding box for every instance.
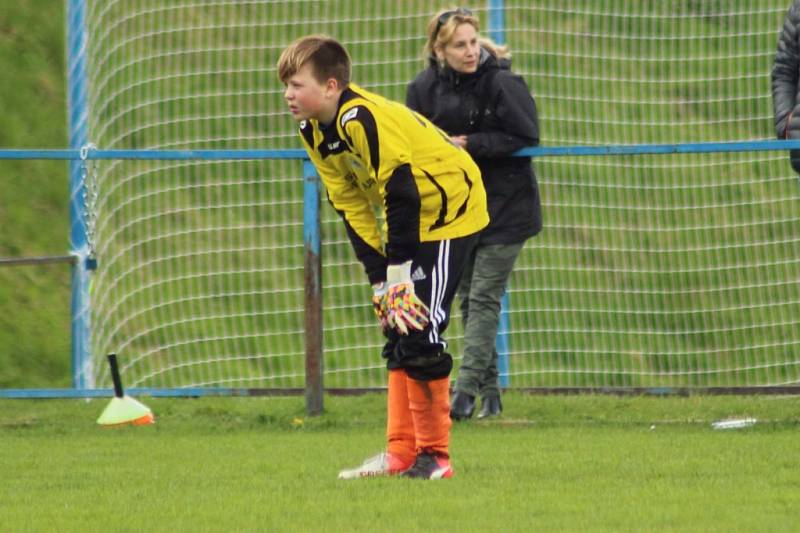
[341,106,380,178]
[421,169,448,231]
[326,193,387,284]
[422,168,473,231]
[451,169,473,222]
[385,163,420,263]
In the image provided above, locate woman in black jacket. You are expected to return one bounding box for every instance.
[406,8,542,420]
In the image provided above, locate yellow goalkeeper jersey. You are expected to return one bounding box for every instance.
[298,83,488,276]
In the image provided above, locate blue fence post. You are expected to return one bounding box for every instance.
[487,0,511,388]
[66,0,92,389]
[303,159,323,415]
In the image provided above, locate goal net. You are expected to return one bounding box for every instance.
[83,0,800,390]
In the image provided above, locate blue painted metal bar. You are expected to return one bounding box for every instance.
[303,160,322,257]
[5,140,800,161]
[0,149,308,160]
[66,0,90,390]
[514,139,800,157]
[303,160,323,415]
[0,388,255,398]
[4,386,800,399]
[495,293,511,387]
[487,0,505,45]
[487,0,511,388]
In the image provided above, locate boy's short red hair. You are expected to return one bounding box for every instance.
[277,35,351,87]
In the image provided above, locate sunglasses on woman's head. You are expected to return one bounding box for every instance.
[434,8,473,39]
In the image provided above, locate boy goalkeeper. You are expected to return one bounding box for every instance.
[278,35,488,479]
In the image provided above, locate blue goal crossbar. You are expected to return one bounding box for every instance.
[3,140,800,161]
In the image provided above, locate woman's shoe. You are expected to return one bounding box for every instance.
[450,391,476,420]
[477,396,502,419]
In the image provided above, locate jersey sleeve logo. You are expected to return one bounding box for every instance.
[339,105,380,178]
[340,107,359,127]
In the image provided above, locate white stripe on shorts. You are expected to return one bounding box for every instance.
[428,239,450,347]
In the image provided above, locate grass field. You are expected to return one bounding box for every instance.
[2,393,798,531]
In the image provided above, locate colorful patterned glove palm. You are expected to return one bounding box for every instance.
[384,261,430,335]
[372,283,390,332]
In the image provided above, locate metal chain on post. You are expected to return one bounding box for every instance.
[80,143,99,268]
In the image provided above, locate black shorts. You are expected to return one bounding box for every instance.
[382,233,479,381]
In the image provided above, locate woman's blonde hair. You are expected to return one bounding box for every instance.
[423,7,509,62]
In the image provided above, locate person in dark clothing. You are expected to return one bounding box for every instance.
[406,8,542,420]
[773,0,800,173]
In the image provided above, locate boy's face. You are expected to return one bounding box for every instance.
[283,63,339,123]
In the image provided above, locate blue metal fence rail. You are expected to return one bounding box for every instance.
[4,140,800,160]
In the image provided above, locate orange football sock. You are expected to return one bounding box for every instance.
[407,376,452,457]
[386,369,416,465]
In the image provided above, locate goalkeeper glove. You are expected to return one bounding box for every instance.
[385,261,430,335]
[372,282,390,333]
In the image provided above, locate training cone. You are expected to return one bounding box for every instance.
[97,353,155,427]
[97,396,155,426]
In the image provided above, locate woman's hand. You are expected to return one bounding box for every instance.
[450,135,468,148]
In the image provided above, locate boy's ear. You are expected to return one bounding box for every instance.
[325,77,342,94]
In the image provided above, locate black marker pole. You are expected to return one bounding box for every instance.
[107,353,125,398]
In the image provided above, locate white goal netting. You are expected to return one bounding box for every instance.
[84,0,800,389]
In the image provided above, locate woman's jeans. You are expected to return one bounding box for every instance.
[454,241,525,399]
